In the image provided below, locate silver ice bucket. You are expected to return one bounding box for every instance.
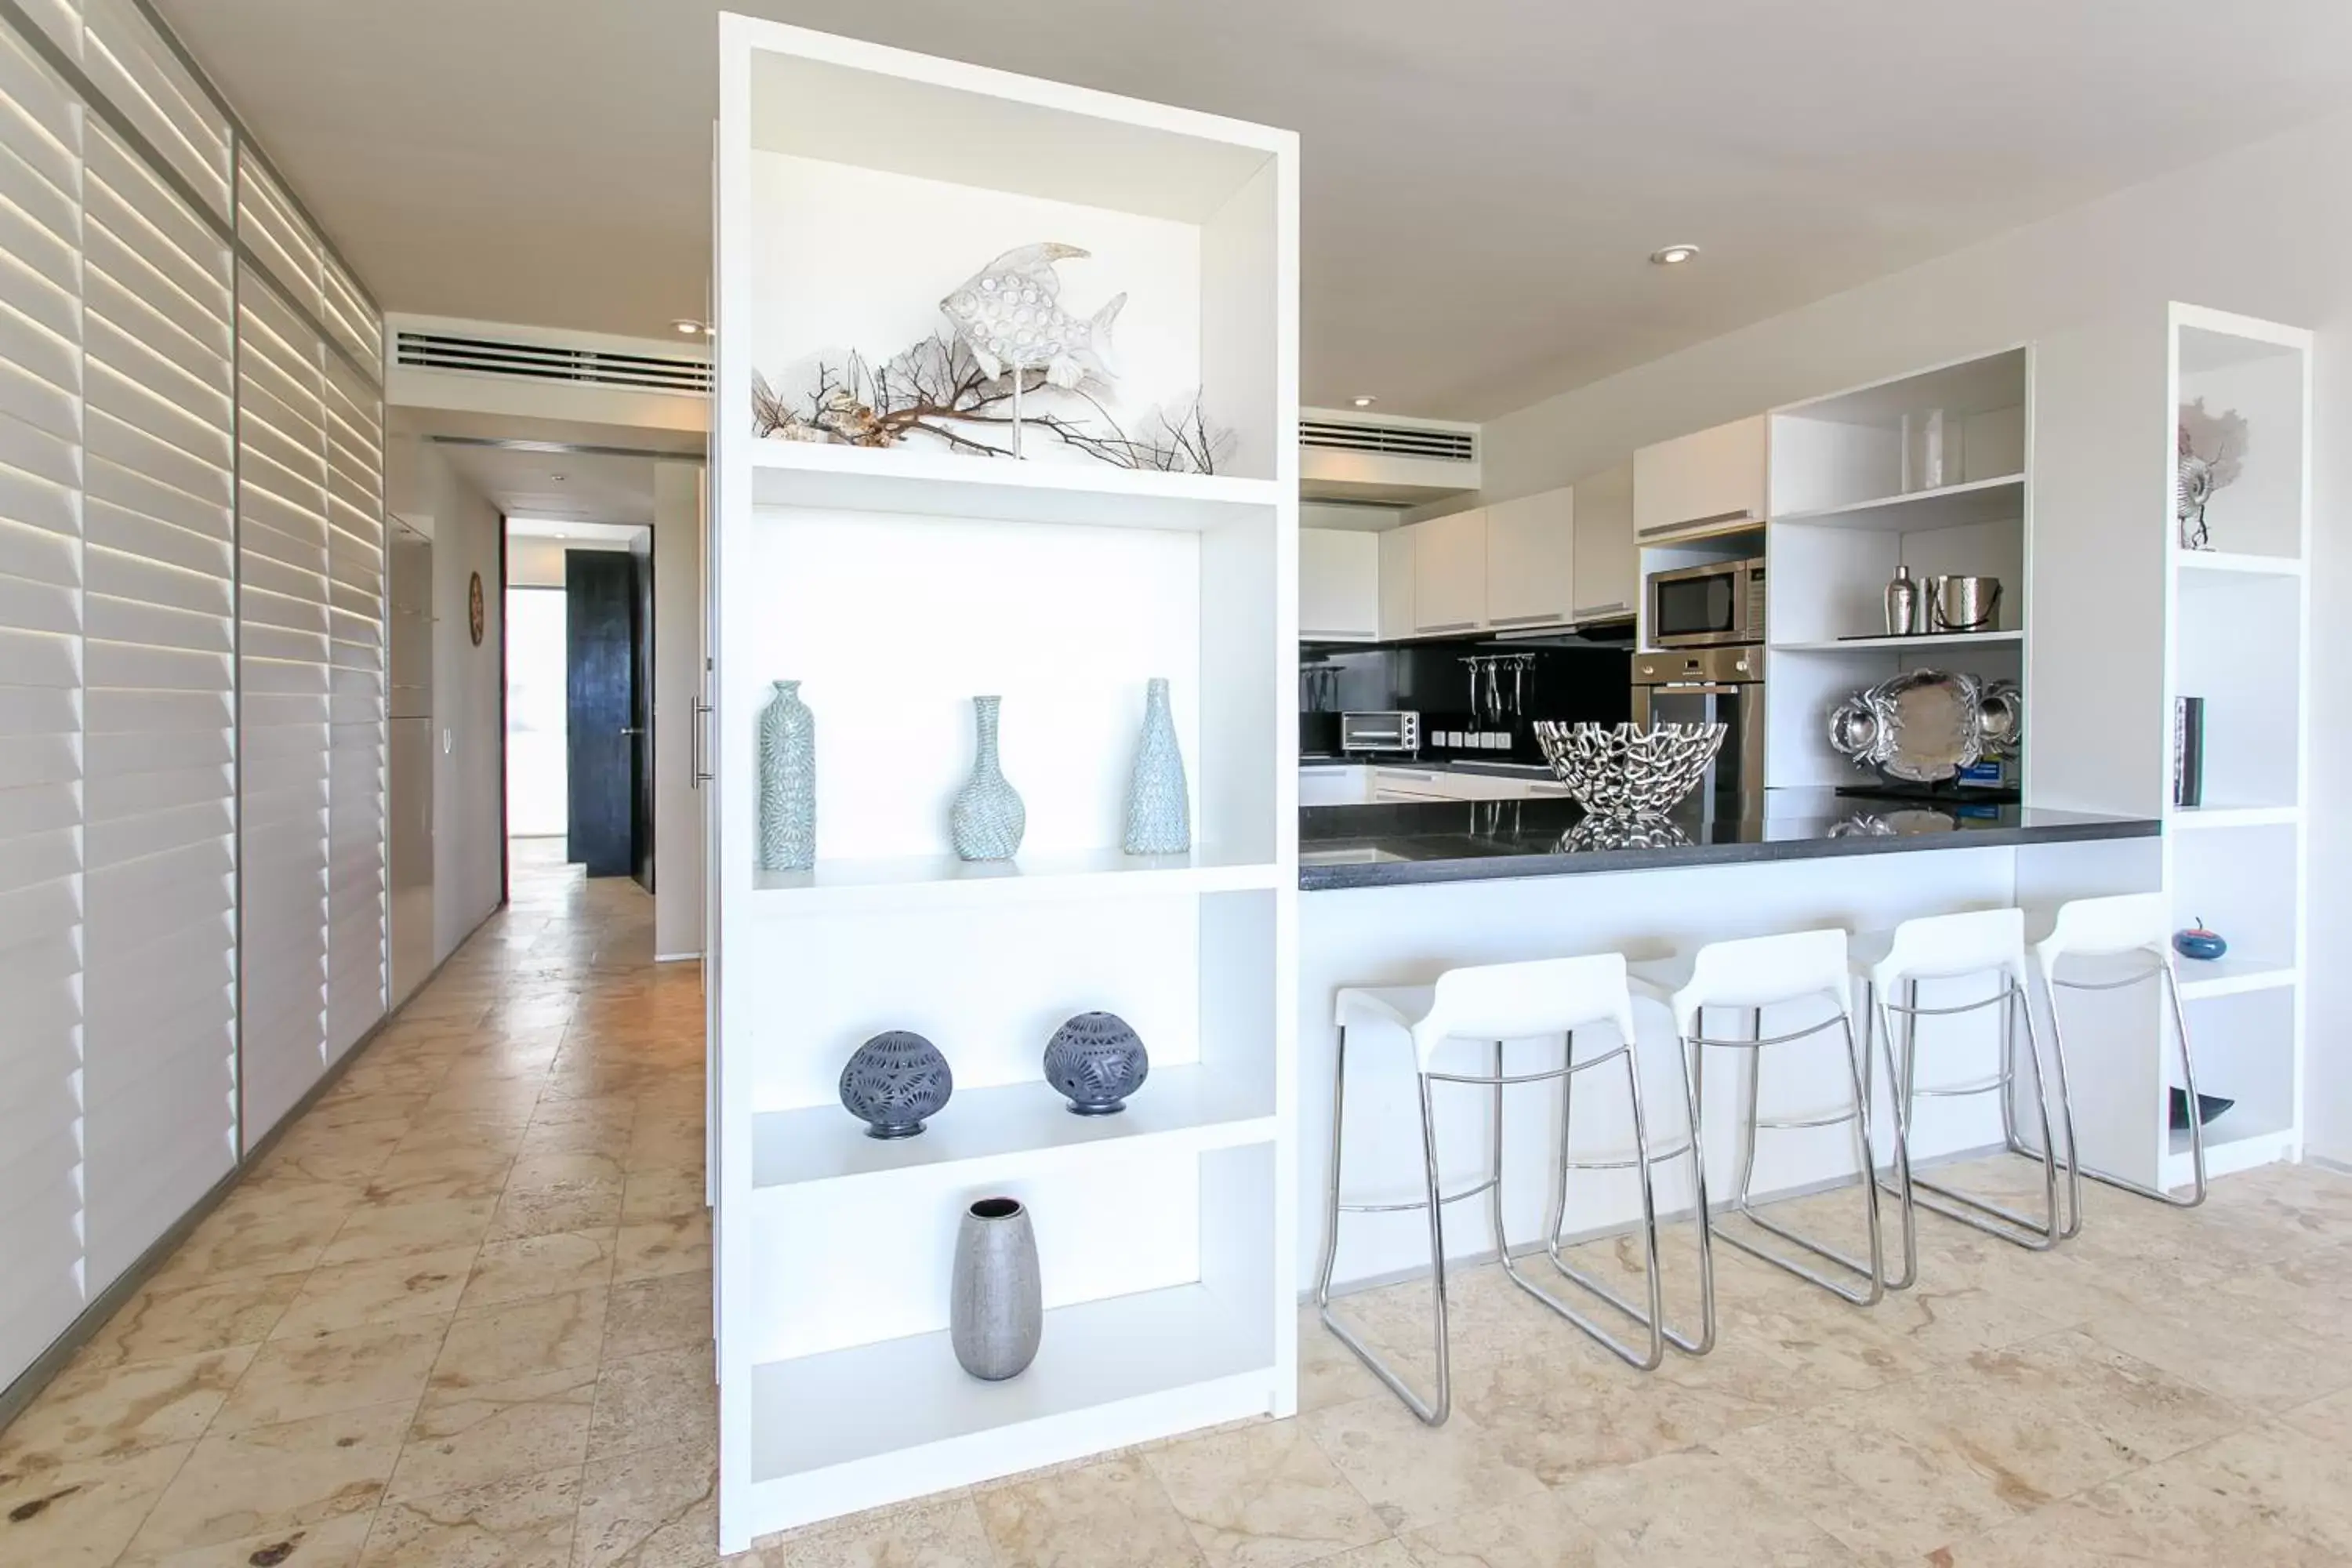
[1928,575,2001,633]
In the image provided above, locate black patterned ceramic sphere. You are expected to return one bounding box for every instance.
[839,1031,953,1140]
[1042,1012,1149,1116]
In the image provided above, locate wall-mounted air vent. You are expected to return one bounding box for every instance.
[394,329,713,395]
[1300,418,1476,463]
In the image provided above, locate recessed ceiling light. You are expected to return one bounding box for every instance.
[672,318,706,336]
[1352,395,1376,408]
[550,474,567,482]
[554,532,568,539]
[1650,244,1700,267]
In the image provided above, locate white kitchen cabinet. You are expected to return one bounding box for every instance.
[1369,766,1573,803]
[1632,415,1768,539]
[1570,460,1638,620]
[1483,488,1575,628]
[1370,766,1456,802]
[1299,528,1380,641]
[1412,509,1487,634]
[1298,764,1370,805]
[1377,525,1415,640]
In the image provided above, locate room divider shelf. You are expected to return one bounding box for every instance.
[751,849,1283,912]
[750,441,1283,531]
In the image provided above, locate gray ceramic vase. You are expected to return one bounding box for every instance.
[1123,677,1191,855]
[1042,1011,1149,1116]
[951,1196,1041,1381]
[950,695,1025,862]
[838,1031,953,1139]
[757,680,816,872]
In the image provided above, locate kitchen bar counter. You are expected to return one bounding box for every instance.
[1299,797,2158,889]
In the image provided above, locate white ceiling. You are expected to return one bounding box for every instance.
[157,0,2352,418]
[432,442,659,524]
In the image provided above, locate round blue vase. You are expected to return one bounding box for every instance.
[839,1031,953,1139]
[1042,1012,1149,1116]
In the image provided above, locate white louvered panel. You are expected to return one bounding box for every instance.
[323,355,383,1055]
[237,269,332,1141]
[322,253,379,381]
[80,109,236,1279]
[80,0,230,221]
[0,19,85,1386]
[16,0,82,61]
[234,146,320,319]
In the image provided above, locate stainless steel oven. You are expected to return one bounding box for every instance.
[1647,557,1766,648]
[1339,710,1421,756]
[1633,647,1764,822]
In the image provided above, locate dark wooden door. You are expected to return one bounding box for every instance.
[566,550,641,877]
[630,543,655,893]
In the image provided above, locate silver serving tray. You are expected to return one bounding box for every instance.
[1828,670,2021,785]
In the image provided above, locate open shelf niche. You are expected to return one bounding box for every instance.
[711,16,1299,1548]
[1761,347,2031,793]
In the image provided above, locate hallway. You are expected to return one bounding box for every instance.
[0,841,714,1566]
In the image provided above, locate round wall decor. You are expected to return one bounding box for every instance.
[468,572,485,645]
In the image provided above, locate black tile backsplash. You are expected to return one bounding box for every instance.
[1300,635,1631,764]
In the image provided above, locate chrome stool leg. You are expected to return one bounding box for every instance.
[1876,974,2065,1256]
[1315,1026,1494,1425]
[1539,1027,1717,1356]
[1491,1035,1668,1370]
[2036,957,2209,1208]
[1693,1004,1886,1307]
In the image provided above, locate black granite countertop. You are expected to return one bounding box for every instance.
[1298,797,2159,890]
[1299,755,1554,777]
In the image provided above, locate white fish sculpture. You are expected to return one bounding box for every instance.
[941,242,1124,390]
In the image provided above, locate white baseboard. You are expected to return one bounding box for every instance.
[655,950,704,964]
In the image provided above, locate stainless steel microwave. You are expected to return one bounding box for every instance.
[1647,557,1766,648]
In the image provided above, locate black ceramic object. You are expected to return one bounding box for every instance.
[1042,1011,1149,1116]
[2168,1087,2235,1132]
[839,1031,953,1139]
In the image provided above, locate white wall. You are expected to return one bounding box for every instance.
[388,439,510,964]
[653,461,707,960]
[1474,107,2352,1163]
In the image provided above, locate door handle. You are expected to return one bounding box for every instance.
[691,700,713,786]
[620,726,644,736]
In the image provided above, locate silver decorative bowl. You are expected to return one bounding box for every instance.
[1531,721,1726,818]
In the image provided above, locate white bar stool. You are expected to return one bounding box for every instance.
[2029,891,2205,1211]
[1315,954,1676,1427]
[1630,927,1884,1310]
[1854,906,2068,1290]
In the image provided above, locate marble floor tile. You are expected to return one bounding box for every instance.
[212,1319,448,1433]
[973,1453,1207,1568]
[613,1214,711,1283]
[158,1181,360,1280]
[1312,1544,1416,1568]
[116,1509,380,1568]
[1555,1445,1864,1565]
[750,1493,996,1568]
[0,1345,255,1465]
[1144,1417,1388,1568]
[321,1195,503,1265]
[0,1441,198,1568]
[619,1167,706,1224]
[2279,1385,2352,1454]
[358,1465,582,1568]
[463,1230,620,1311]
[129,1401,410,1557]
[1301,1395,1547,1534]
[1398,1490,1624,1568]
[2085,1281,2350,1413]
[270,1247,480,1338]
[602,1273,711,1363]
[1961,1330,2245,1467]
[1296,1307,1389,1415]
[433,1289,610,1391]
[586,1343,717,1461]
[71,1271,306,1370]
[571,1439,718,1568]
[390,1367,600,1502]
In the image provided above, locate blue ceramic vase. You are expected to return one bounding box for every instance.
[951,695,1025,862]
[757,680,815,872]
[1123,677,1191,855]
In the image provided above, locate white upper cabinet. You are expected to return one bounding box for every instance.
[1570,460,1637,619]
[1412,508,1487,633]
[1633,414,1768,539]
[1377,524,1416,641]
[1298,528,1379,641]
[1483,488,1575,628]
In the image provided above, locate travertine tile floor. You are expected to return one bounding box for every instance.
[5,839,2351,1566]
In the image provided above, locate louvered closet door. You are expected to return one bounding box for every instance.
[80,118,238,1280]
[0,22,89,1384]
[237,273,332,1141]
[324,354,385,1056]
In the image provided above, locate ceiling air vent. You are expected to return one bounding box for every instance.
[1300,418,1476,463]
[394,329,713,395]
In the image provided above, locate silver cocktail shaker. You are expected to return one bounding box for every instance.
[1885,564,1923,636]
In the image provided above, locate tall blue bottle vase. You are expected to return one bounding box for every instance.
[950,695,1026,862]
[1123,677,1191,855]
[756,679,815,872]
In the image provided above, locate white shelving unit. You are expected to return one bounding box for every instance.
[2028,303,2310,1196]
[1762,347,2032,792]
[710,16,1298,1548]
